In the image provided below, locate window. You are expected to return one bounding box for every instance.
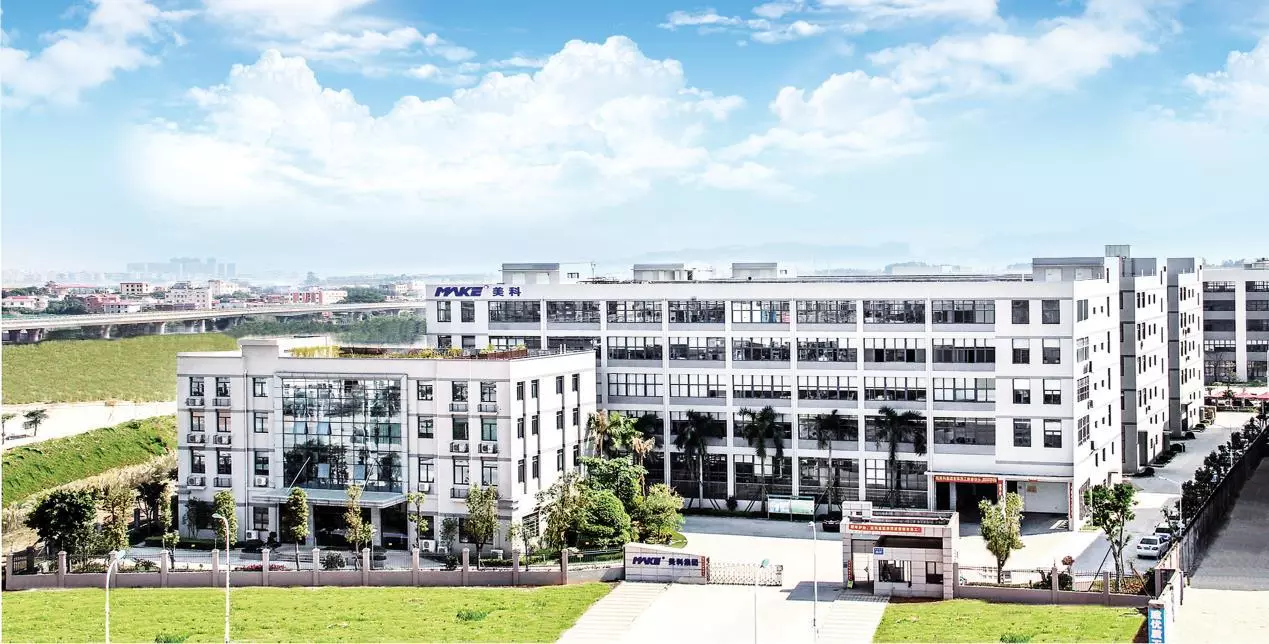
[216,450,232,475]
[669,336,726,361]
[1012,379,1031,404]
[1043,420,1062,448]
[459,301,474,322]
[488,300,540,323]
[555,410,564,430]
[797,414,859,441]
[516,418,524,438]
[436,335,452,348]
[437,301,452,322]
[253,378,267,397]
[453,459,470,485]
[216,413,230,433]
[253,413,268,433]
[862,300,925,324]
[731,300,790,323]
[516,382,524,400]
[797,376,858,401]
[192,451,206,474]
[732,337,791,361]
[1012,339,1030,364]
[796,300,856,324]
[481,418,498,441]
[1248,320,1269,332]
[1041,300,1060,324]
[863,377,927,402]
[572,374,580,392]
[452,382,468,402]
[532,456,540,478]
[1247,281,1269,292]
[1076,337,1090,362]
[190,411,205,432]
[1042,339,1061,364]
[607,373,663,398]
[669,373,727,398]
[517,459,525,483]
[732,374,792,399]
[482,461,498,486]
[1042,380,1062,405]
[933,417,995,445]
[926,561,944,585]
[1205,319,1235,332]
[1203,299,1236,312]
[1076,377,1090,402]
[865,460,887,487]
[572,407,580,426]
[452,417,469,440]
[879,560,909,583]
[932,378,995,403]
[931,299,995,324]
[1076,299,1089,322]
[1204,281,1235,293]
[607,337,663,361]
[1011,300,1029,324]
[416,382,433,401]
[607,300,662,323]
[419,458,435,483]
[555,376,564,394]
[1077,416,1090,444]
[491,336,541,350]
[797,338,856,362]
[531,414,539,434]
[1012,419,1031,447]
[190,377,205,397]
[1248,300,1269,311]
[863,337,926,363]
[931,338,995,364]
[253,507,269,531]
[545,301,601,323]
[667,299,726,324]
[573,444,581,470]
[418,417,434,438]
[531,380,539,398]
[556,449,565,471]
[215,377,231,397]
[254,452,270,476]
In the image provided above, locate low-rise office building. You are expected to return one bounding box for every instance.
[426,259,1127,529]
[176,337,596,550]
[1202,259,1269,384]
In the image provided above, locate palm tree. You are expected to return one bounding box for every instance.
[633,413,661,442]
[630,436,656,495]
[871,406,927,508]
[813,410,849,512]
[586,411,612,457]
[674,411,711,508]
[738,406,784,513]
[606,413,640,456]
[22,409,49,438]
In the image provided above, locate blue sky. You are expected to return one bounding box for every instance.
[2,0,1267,274]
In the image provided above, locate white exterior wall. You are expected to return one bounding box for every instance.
[425,268,1124,528]
[175,339,596,546]
[1203,264,1269,383]
[1121,271,1171,472]
[1167,261,1204,435]
[167,287,213,309]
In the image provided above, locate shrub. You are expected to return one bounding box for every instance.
[154,632,190,643]
[444,555,459,571]
[235,563,287,572]
[1000,634,1032,643]
[577,489,631,548]
[456,609,489,622]
[725,497,739,512]
[321,553,346,570]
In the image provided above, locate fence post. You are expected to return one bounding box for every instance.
[56,551,67,588]
[411,548,420,586]
[1102,571,1111,605]
[262,549,271,586]
[512,549,521,586]
[5,551,13,580]
[311,548,320,586]
[361,548,371,586]
[461,548,470,586]
[1050,566,1059,603]
[160,550,170,588]
[559,549,569,585]
[211,548,220,589]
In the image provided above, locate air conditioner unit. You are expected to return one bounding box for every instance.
[419,483,432,494]
[254,476,269,487]
[420,539,435,553]
[214,434,232,445]
[244,530,258,541]
[188,433,205,444]
[479,443,494,454]
[436,544,450,554]
[451,442,469,453]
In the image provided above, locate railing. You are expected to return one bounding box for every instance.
[450,486,468,499]
[450,402,469,412]
[213,397,231,407]
[186,397,205,407]
[478,403,499,413]
[214,476,232,488]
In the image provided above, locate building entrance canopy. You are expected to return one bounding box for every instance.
[254,487,406,509]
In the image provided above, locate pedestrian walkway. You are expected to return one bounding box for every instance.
[558,581,670,644]
[817,589,890,644]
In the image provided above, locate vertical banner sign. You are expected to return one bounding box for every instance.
[1147,605,1165,643]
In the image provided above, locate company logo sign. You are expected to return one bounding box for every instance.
[432,286,523,298]
[630,556,701,567]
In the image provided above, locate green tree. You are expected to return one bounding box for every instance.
[629,437,656,495]
[536,472,588,551]
[580,456,644,512]
[100,484,133,551]
[812,410,850,511]
[158,482,179,564]
[26,489,97,555]
[342,287,387,304]
[631,483,685,544]
[22,408,49,438]
[343,484,375,566]
[183,498,214,537]
[405,491,430,550]
[505,520,526,556]
[738,406,785,512]
[871,406,927,507]
[1,412,16,432]
[578,488,632,548]
[212,491,238,547]
[136,476,169,528]
[674,411,713,509]
[281,487,310,569]
[440,517,460,552]
[979,492,1025,584]
[465,485,500,567]
[1086,483,1137,592]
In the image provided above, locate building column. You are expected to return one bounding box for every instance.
[371,507,383,546]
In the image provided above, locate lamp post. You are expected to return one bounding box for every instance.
[104,549,126,644]
[753,558,769,644]
[212,512,231,644]
[808,521,819,638]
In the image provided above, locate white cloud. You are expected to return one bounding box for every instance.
[660,10,756,30]
[752,20,827,44]
[868,0,1173,96]
[753,2,803,20]
[201,0,376,38]
[405,63,476,86]
[0,0,186,108]
[661,0,998,44]
[818,0,998,24]
[130,37,753,221]
[1181,35,1269,128]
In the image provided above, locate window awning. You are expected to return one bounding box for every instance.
[252,487,406,509]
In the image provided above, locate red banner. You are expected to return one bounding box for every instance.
[847,523,923,534]
[933,475,998,485]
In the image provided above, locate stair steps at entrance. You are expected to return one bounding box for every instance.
[558,582,669,644]
[816,589,890,644]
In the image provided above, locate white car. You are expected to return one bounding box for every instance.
[1136,535,1166,558]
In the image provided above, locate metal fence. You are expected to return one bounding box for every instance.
[957,565,1107,590]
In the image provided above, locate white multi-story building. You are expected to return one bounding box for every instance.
[120,281,154,297]
[1166,259,1204,437]
[167,285,214,309]
[176,337,596,549]
[425,260,1126,529]
[1202,259,1269,384]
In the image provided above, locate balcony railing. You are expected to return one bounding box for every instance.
[187,433,206,444]
[479,442,499,454]
[186,397,205,407]
[449,402,469,412]
[187,475,206,487]
[450,486,469,499]
[213,397,232,407]
[214,476,232,488]
[478,402,499,413]
[450,441,469,453]
[213,434,232,446]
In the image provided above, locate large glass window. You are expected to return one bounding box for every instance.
[1012,419,1031,447]
[796,300,856,324]
[546,336,601,358]
[191,451,205,474]
[436,301,452,322]
[190,377,205,397]
[606,373,663,398]
[607,300,662,323]
[668,300,725,324]
[481,461,498,486]
[453,459,470,485]
[607,337,664,361]
[933,417,995,445]
[1205,319,1236,332]
[931,338,995,364]
[1203,299,1236,312]
[490,336,542,350]
[863,377,927,402]
[1204,281,1235,292]
[546,301,601,323]
[280,377,404,493]
[1012,339,1030,364]
[1011,300,1029,324]
[215,377,231,397]
[731,300,790,323]
[931,300,995,324]
[732,374,791,399]
[452,381,468,402]
[1043,420,1062,448]
[452,417,469,440]
[488,301,541,323]
[1042,380,1062,405]
[669,374,727,398]
[863,338,926,363]
[479,381,496,402]
[1012,379,1031,404]
[481,418,497,441]
[931,378,995,403]
[797,416,860,441]
[862,300,925,324]
[460,301,475,322]
[732,337,791,361]
[669,411,726,440]
[1042,339,1061,364]
[797,376,858,401]
[1041,300,1061,324]
[797,338,856,362]
[668,337,726,361]
[418,458,435,483]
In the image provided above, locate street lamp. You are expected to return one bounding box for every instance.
[808,521,819,638]
[753,558,770,644]
[105,549,127,644]
[212,512,231,644]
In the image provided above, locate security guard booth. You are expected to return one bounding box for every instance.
[841,501,958,599]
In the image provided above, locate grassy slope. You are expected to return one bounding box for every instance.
[1,333,238,404]
[2,416,176,507]
[1,584,611,642]
[873,599,1144,643]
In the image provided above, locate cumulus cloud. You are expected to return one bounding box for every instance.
[1181,35,1269,128]
[130,37,755,222]
[0,0,187,108]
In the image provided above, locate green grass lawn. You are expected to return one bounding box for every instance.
[873,599,1144,643]
[2,416,176,507]
[1,334,238,404]
[1,584,611,642]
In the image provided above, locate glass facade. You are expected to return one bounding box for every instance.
[281,377,404,492]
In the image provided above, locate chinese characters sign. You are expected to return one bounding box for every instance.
[432,286,523,297]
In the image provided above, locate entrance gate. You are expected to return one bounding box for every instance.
[705,560,783,586]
